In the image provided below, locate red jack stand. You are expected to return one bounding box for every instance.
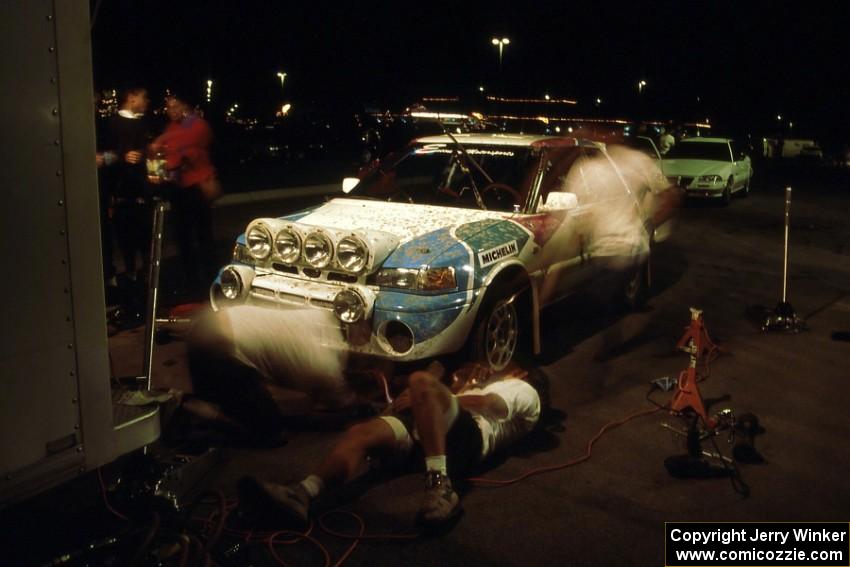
[671,308,719,427]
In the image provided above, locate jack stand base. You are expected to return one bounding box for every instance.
[762,301,805,333]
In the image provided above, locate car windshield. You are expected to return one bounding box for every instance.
[347,142,535,211]
[666,141,731,162]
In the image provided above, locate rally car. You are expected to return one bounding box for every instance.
[211,133,666,369]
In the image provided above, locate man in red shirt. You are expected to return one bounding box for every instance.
[153,93,219,291]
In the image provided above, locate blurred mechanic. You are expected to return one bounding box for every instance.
[176,305,360,443]
[239,362,545,528]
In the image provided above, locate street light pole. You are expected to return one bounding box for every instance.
[276,71,287,90]
[491,37,510,73]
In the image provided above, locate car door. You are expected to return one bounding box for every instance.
[525,147,593,306]
[728,140,748,189]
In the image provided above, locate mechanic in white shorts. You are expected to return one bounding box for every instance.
[240,361,546,527]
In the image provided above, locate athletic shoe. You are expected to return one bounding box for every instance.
[417,471,461,526]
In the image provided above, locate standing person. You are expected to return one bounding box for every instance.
[240,362,545,528]
[658,127,676,155]
[105,87,154,282]
[152,93,220,292]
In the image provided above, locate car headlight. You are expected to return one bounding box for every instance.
[220,267,242,300]
[333,289,365,323]
[337,235,368,273]
[274,228,302,264]
[373,267,457,292]
[232,243,254,265]
[697,175,723,183]
[246,223,272,260]
[304,232,333,268]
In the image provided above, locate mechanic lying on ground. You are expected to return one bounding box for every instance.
[239,361,547,527]
[174,304,378,444]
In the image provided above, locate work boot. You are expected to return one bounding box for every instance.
[417,471,461,526]
[238,477,311,529]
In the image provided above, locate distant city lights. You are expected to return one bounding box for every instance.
[206,79,213,103]
[486,95,577,105]
[421,96,460,103]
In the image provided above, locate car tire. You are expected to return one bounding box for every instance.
[470,286,526,371]
[722,178,732,206]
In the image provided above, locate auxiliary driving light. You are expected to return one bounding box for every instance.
[274,227,302,264]
[336,235,368,273]
[246,223,272,260]
[333,289,365,323]
[304,232,333,268]
[220,267,242,300]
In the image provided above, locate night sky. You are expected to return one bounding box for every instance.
[91,1,850,143]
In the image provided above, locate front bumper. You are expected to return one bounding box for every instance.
[210,266,480,361]
[683,187,725,199]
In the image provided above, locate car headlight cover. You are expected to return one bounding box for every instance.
[374,267,457,291]
[274,228,302,264]
[333,289,365,323]
[304,231,333,268]
[697,175,723,183]
[246,224,272,259]
[220,267,242,300]
[337,235,369,273]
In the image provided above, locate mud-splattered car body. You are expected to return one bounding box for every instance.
[211,134,659,369]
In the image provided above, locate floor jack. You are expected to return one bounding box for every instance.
[661,308,749,495]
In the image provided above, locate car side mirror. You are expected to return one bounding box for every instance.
[539,191,578,212]
[342,177,360,194]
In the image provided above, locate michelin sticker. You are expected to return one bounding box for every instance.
[478,240,519,268]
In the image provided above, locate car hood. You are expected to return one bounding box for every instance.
[297,198,510,242]
[661,159,731,177]
[287,197,515,269]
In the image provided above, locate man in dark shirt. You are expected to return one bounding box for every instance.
[106,87,154,280]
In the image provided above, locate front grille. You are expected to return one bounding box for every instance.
[328,272,358,283]
[667,176,694,187]
[272,263,298,274]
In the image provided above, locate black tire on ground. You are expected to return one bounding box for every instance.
[722,178,732,206]
[470,284,528,371]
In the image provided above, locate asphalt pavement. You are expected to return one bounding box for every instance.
[97,160,850,565]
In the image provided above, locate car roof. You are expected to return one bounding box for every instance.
[680,137,731,143]
[414,133,598,149]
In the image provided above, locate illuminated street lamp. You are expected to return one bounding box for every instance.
[276,71,287,89]
[479,85,485,92]
[206,79,213,103]
[491,37,510,72]
[637,79,647,94]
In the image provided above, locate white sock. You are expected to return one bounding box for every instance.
[299,474,325,499]
[425,455,448,476]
